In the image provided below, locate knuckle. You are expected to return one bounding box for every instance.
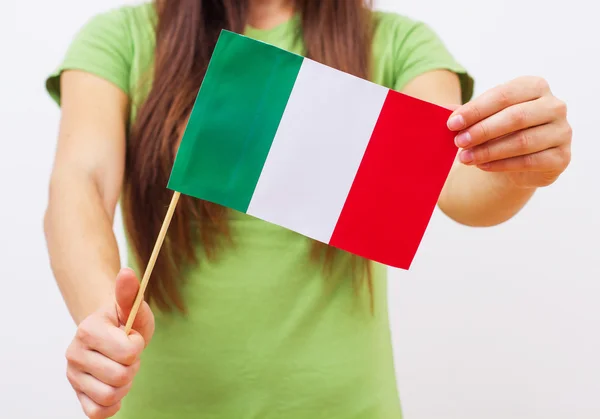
[65,344,77,363]
[516,131,532,152]
[98,387,119,407]
[110,339,138,366]
[495,86,512,108]
[565,123,573,138]
[564,124,573,144]
[121,352,138,367]
[121,344,141,365]
[478,121,490,141]
[512,106,528,126]
[476,146,491,163]
[523,154,535,170]
[112,366,133,387]
[559,147,572,168]
[76,322,95,347]
[468,104,482,123]
[535,77,550,94]
[554,98,568,118]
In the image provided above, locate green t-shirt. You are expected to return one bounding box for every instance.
[46,4,473,419]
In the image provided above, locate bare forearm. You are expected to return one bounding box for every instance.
[44,174,121,324]
[439,162,535,227]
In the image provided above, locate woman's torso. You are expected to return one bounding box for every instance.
[123,210,399,419]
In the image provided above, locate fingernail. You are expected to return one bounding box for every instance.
[459,150,474,163]
[447,114,466,130]
[455,132,471,148]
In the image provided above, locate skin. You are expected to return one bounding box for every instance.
[44,1,572,418]
[403,71,572,227]
[45,70,154,418]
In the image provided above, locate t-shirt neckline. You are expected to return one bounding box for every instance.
[244,13,300,41]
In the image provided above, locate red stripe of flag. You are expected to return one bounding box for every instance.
[329,90,457,269]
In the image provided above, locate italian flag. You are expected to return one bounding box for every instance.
[168,30,458,269]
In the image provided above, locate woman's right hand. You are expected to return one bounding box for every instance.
[65,268,155,419]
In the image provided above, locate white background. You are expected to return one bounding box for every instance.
[1,0,598,418]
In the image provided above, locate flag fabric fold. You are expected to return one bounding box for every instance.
[168,30,458,269]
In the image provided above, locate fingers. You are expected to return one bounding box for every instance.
[476,146,571,174]
[67,342,141,387]
[454,95,560,149]
[448,76,551,131]
[68,369,132,408]
[76,315,145,366]
[77,392,121,419]
[68,301,148,419]
[114,268,155,343]
[457,122,568,166]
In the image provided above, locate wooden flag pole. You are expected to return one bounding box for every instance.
[124,191,181,334]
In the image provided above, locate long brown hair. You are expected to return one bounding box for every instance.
[123,0,375,312]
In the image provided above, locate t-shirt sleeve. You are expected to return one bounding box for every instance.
[388,17,474,104]
[45,8,133,105]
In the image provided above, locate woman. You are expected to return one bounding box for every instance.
[44,0,572,418]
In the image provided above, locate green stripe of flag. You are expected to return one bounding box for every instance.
[167,30,304,212]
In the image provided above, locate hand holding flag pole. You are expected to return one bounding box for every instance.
[124,191,181,334]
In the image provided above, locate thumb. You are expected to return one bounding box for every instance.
[115,267,139,317]
[114,268,155,344]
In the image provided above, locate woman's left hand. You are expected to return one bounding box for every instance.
[447,76,572,188]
